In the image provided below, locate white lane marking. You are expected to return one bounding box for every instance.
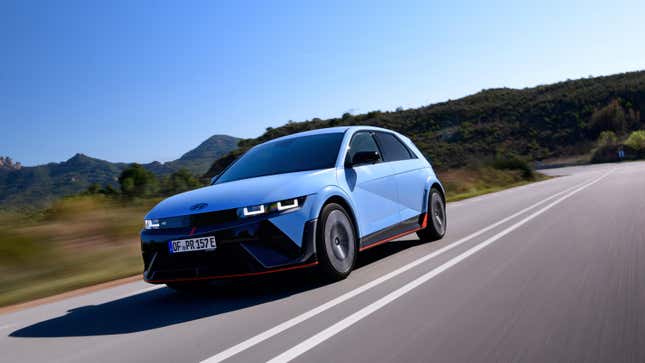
[267,170,613,363]
[200,176,599,363]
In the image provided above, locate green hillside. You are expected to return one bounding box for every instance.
[0,154,126,208]
[206,70,645,177]
[0,135,239,209]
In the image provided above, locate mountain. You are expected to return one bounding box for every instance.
[0,154,127,208]
[163,135,240,174]
[206,70,645,177]
[0,135,239,209]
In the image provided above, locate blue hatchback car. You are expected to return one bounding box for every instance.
[141,126,446,288]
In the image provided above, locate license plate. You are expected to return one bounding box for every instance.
[168,236,216,254]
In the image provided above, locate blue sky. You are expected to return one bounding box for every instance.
[1,0,644,166]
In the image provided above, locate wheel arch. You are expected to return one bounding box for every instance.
[309,186,362,239]
[423,177,446,213]
[431,182,446,203]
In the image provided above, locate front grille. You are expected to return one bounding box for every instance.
[142,219,302,272]
[146,243,263,280]
[190,209,238,227]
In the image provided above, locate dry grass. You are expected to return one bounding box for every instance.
[535,154,591,169]
[0,196,156,307]
[438,167,549,202]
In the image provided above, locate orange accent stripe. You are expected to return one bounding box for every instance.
[420,212,428,229]
[359,225,424,252]
[145,261,319,284]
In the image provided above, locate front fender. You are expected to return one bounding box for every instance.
[306,185,362,238]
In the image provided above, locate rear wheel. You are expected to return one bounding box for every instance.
[316,203,357,280]
[417,187,446,242]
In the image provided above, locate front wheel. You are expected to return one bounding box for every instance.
[417,187,447,242]
[316,203,358,281]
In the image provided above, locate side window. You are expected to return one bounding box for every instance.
[374,132,415,162]
[348,132,382,164]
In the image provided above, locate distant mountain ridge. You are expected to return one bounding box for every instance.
[0,135,239,208]
[165,134,240,174]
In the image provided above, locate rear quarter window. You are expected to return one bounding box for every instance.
[374,132,416,162]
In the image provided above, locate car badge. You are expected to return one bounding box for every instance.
[189,202,208,211]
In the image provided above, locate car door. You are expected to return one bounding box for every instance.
[338,131,400,237]
[373,131,427,222]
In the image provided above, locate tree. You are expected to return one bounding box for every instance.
[102,185,119,196]
[86,183,101,194]
[596,131,618,147]
[589,100,626,135]
[83,183,118,196]
[162,169,202,195]
[625,130,645,150]
[366,110,382,119]
[118,164,159,198]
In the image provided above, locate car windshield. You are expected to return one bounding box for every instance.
[216,132,344,183]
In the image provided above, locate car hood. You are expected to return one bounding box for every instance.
[145,169,337,219]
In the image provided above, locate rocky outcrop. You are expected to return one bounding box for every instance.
[0,156,21,170]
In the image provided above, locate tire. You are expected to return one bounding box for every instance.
[417,187,447,242]
[316,203,358,280]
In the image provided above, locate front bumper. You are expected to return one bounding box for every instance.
[141,217,317,283]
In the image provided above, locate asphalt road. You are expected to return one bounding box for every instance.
[2,161,645,363]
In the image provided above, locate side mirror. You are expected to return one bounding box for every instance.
[210,174,219,185]
[349,151,380,167]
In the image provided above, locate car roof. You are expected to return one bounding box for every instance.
[263,125,400,144]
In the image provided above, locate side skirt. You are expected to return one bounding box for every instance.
[359,213,427,251]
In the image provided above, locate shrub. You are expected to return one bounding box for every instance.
[596,131,618,147]
[591,144,639,163]
[118,164,159,198]
[161,169,202,195]
[589,100,626,136]
[490,156,534,179]
[625,130,645,150]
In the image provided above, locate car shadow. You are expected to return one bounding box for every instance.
[10,238,424,338]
